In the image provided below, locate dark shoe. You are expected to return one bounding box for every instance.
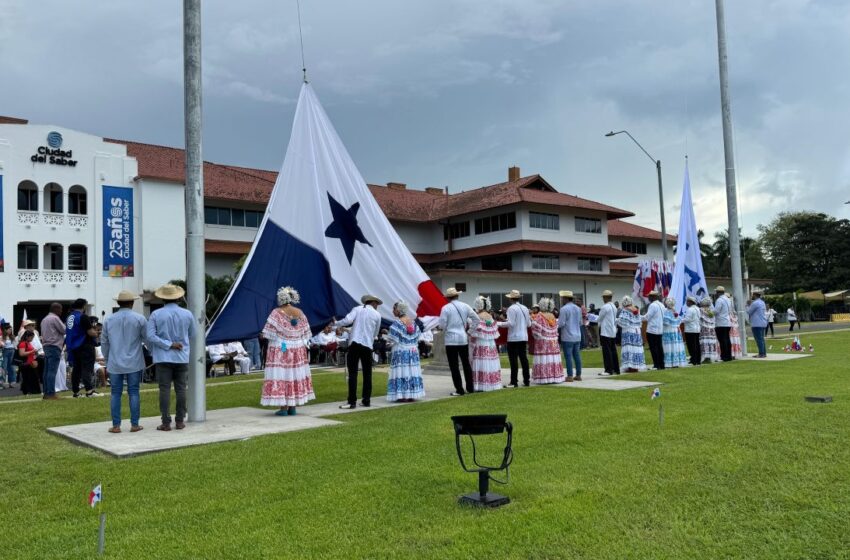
[503,384,518,389]
[108,426,121,434]
[565,377,574,382]
[450,391,464,396]
[72,392,82,398]
[522,383,530,387]
[361,401,371,407]
[130,425,144,433]
[275,409,289,416]
[339,403,356,410]
[574,377,582,381]
[175,421,186,430]
[156,424,172,431]
[42,395,60,400]
[287,407,297,416]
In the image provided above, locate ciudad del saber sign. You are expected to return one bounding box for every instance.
[30,131,78,167]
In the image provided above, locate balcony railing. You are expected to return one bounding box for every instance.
[15,210,87,228]
[16,270,89,285]
[17,211,39,225]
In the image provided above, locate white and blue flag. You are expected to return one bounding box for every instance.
[669,162,709,315]
[207,85,445,343]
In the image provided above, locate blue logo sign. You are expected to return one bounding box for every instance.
[47,131,63,148]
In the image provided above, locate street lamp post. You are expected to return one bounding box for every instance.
[605,130,668,262]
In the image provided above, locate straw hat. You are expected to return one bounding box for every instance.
[22,319,36,327]
[444,287,462,298]
[154,283,185,301]
[601,290,613,297]
[559,290,574,298]
[686,295,698,304]
[114,290,139,302]
[360,294,383,305]
[505,289,522,299]
[715,285,726,293]
[648,290,659,297]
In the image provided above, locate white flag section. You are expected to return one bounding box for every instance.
[669,162,709,314]
[207,84,446,343]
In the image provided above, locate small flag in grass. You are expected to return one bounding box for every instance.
[651,388,661,400]
[89,484,102,508]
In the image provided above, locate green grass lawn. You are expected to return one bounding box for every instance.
[1,333,849,559]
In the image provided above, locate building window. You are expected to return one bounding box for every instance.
[530,211,559,230]
[44,182,63,213]
[455,283,467,292]
[68,186,87,215]
[205,206,263,228]
[532,255,560,270]
[474,211,516,235]
[577,257,603,272]
[44,243,64,270]
[481,255,513,271]
[621,241,647,255]
[69,245,88,271]
[575,217,602,234]
[443,221,470,240]
[479,292,505,311]
[17,181,38,211]
[445,261,466,270]
[17,242,38,270]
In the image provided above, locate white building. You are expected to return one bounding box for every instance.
[0,115,680,326]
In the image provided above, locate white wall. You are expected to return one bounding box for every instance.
[609,236,664,263]
[206,254,238,278]
[138,178,186,292]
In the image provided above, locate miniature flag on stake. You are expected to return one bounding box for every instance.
[651,388,661,400]
[89,484,102,508]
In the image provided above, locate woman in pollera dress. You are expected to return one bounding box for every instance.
[386,301,425,403]
[467,296,502,392]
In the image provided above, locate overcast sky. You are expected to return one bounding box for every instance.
[2,0,848,239]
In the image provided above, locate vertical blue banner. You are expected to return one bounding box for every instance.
[102,185,134,277]
[0,175,4,273]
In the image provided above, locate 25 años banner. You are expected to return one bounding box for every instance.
[102,185,134,277]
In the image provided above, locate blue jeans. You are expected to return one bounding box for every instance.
[243,338,261,370]
[110,371,142,427]
[2,347,16,384]
[561,341,582,377]
[42,345,61,397]
[752,327,767,357]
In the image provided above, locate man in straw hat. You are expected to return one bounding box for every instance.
[713,286,733,361]
[557,290,583,380]
[597,290,620,375]
[682,295,702,365]
[643,290,666,370]
[335,294,383,409]
[500,289,531,387]
[438,287,480,395]
[102,291,147,433]
[147,284,195,431]
[39,302,65,400]
[746,289,768,358]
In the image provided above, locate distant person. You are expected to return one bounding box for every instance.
[557,290,583,381]
[643,290,666,370]
[662,298,688,368]
[261,286,314,416]
[765,303,776,337]
[2,322,17,388]
[713,286,733,361]
[438,287,479,395]
[597,290,619,375]
[385,300,425,403]
[530,298,564,384]
[147,284,196,431]
[16,331,41,395]
[66,299,100,398]
[101,291,147,434]
[587,304,599,348]
[729,296,744,359]
[418,327,434,358]
[617,296,646,372]
[500,290,531,387]
[226,341,252,374]
[699,297,719,363]
[336,294,382,408]
[468,296,502,392]
[682,296,702,366]
[747,291,768,358]
[787,306,799,331]
[39,302,65,400]
[241,336,262,371]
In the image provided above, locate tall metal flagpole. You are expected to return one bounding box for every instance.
[714,0,747,354]
[184,0,206,421]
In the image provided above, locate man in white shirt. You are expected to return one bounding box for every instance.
[713,286,733,361]
[418,328,434,358]
[557,290,583,381]
[643,290,666,370]
[500,289,531,387]
[225,341,252,374]
[335,295,383,409]
[786,307,798,331]
[682,295,702,365]
[438,287,480,395]
[206,343,236,376]
[310,324,339,364]
[596,290,619,375]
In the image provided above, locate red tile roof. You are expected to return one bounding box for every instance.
[205,240,253,255]
[414,240,634,264]
[608,219,676,241]
[0,116,28,125]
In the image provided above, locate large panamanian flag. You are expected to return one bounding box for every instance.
[669,161,709,314]
[207,84,446,343]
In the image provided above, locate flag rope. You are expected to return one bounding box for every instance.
[296,0,308,83]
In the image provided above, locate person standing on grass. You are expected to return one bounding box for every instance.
[102,291,147,434]
[787,306,798,331]
[557,290,583,381]
[662,298,688,368]
[501,290,531,388]
[17,331,41,395]
[2,322,17,388]
[261,286,314,416]
[438,287,480,395]
[729,296,744,359]
[643,290,666,370]
[468,296,502,392]
[65,299,100,398]
[747,291,768,358]
[617,296,646,372]
[336,294,383,409]
[597,290,619,375]
[765,304,776,337]
[39,303,65,400]
[699,297,719,363]
[530,297,564,385]
[713,286,734,361]
[682,296,702,366]
[385,300,425,403]
[147,284,196,431]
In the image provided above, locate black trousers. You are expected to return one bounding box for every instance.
[600,336,620,373]
[445,344,474,394]
[71,345,95,394]
[767,322,774,336]
[716,327,732,361]
[346,342,373,405]
[507,341,530,386]
[684,332,701,365]
[646,333,665,370]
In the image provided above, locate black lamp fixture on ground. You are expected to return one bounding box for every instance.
[451,414,513,508]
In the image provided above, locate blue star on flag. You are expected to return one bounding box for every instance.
[324,192,372,263]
